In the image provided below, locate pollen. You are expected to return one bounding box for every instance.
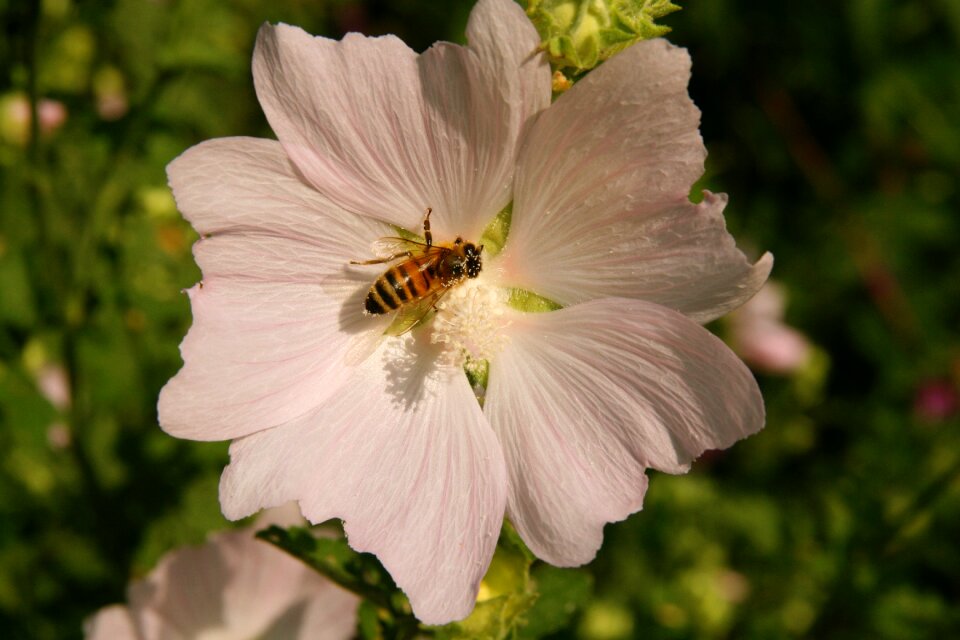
[431,279,509,371]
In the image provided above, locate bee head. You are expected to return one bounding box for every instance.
[464,242,483,278]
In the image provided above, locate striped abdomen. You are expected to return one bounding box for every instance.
[364,259,437,315]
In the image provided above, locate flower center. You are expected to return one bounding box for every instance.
[430,279,509,373]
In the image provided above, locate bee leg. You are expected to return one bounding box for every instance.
[350,251,412,265]
[423,207,433,248]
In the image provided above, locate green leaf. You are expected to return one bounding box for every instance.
[0,249,38,328]
[356,600,386,640]
[258,526,403,607]
[519,565,594,638]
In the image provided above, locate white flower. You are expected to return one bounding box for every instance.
[158,0,771,624]
[84,526,357,639]
[729,281,812,374]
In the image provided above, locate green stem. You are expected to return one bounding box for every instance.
[883,451,960,556]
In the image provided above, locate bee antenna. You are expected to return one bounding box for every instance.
[478,244,484,254]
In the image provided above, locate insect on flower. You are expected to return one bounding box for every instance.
[351,208,484,334]
[158,0,773,625]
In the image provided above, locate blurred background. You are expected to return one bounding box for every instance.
[1,0,958,637]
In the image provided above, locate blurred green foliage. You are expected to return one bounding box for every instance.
[0,0,958,638]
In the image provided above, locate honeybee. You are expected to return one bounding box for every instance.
[351,208,483,333]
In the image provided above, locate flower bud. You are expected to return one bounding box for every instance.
[526,0,680,72]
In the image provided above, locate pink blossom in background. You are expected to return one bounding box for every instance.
[158,0,771,624]
[38,99,68,132]
[729,281,812,375]
[46,422,72,449]
[97,93,129,121]
[913,379,959,423]
[36,363,71,411]
[84,526,358,640]
[94,67,130,121]
[0,93,67,145]
[32,363,73,449]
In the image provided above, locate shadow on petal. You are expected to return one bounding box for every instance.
[382,330,464,412]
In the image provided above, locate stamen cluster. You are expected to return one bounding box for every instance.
[431,279,509,372]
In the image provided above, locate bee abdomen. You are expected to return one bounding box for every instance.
[365,263,431,314]
[364,286,390,315]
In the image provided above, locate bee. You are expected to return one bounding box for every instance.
[351,208,483,333]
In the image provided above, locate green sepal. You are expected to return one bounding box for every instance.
[392,223,422,243]
[500,520,537,564]
[465,359,491,407]
[506,288,563,313]
[465,360,490,390]
[526,0,681,73]
[480,202,512,258]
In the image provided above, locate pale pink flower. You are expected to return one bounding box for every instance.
[158,0,771,624]
[33,363,72,449]
[36,363,71,411]
[38,99,68,132]
[729,281,811,374]
[0,93,67,145]
[47,422,72,449]
[84,527,357,639]
[97,92,129,121]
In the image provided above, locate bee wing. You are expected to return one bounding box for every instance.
[370,236,429,260]
[385,287,450,336]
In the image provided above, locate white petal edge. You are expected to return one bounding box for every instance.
[159,137,392,441]
[219,338,507,625]
[485,298,765,565]
[252,0,548,239]
[501,39,770,322]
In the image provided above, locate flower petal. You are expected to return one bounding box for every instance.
[159,137,391,441]
[252,0,548,238]
[485,298,764,565]
[220,339,507,625]
[84,605,139,640]
[166,137,387,257]
[128,530,357,640]
[465,0,551,139]
[502,39,770,322]
[265,586,358,640]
